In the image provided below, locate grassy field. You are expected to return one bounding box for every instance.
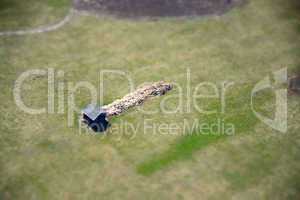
[0,0,70,30]
[0,0,300,199]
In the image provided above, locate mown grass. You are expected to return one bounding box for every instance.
[0,0,300,199]
[0,0,70,30]
[137,85,274,175]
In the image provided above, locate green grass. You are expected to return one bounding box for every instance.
[0,0,300,199]
[0,0,70,30]
[137,85,273,175]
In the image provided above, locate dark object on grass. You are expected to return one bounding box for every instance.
[82,104,109,132]
[289,76,300,94]
[74,0,245,18]
[81,81,173,132]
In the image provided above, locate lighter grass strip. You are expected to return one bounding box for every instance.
[0,9,75,36]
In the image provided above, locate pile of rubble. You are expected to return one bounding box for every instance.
[103,81,172,117]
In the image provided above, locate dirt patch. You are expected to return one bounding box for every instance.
[289,76,300,95]
[73,0,245,18]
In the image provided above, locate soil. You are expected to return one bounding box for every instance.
[289,76,300,95]
[73,0,245,18]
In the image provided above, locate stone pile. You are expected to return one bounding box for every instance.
[103,81,172,117]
